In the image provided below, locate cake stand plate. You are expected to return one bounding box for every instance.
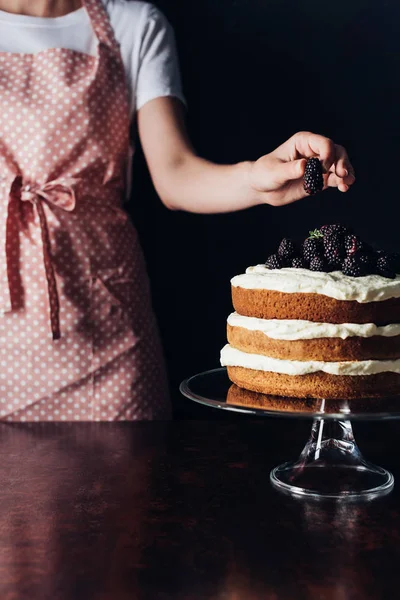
[180,368,399,501]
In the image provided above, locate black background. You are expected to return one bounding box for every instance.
[128,0,400,418]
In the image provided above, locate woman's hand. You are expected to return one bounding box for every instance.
[250,131,356,207]
[138,98,355,213]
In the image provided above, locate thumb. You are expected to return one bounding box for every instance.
[274,158,306,184]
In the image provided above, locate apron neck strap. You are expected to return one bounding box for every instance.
[81,0,120,52]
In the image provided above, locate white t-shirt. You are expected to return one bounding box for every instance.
[0,0,185,187]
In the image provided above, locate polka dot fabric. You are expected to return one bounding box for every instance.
[0,0,171,422]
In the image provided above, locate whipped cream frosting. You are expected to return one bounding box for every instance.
[227,312,400,340]
[231,266,400,303]
[220,344,400,376]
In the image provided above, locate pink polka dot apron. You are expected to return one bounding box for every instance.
[0,0,171,421]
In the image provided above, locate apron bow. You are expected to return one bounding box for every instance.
[6,176,80,340]
[20,177,79,211]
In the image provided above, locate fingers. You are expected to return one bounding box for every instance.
[256,134,356,207]
[272,158,307,185]
[326,168,356,192]
[288,133,356,182]
[284,158,307,181]
[332,144,355,179]
[291,134,356,192]
[291,131,336,172]
[263,180,310,206]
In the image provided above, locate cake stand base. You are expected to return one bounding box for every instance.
[270,418,394,500]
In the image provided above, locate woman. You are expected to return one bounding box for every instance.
[0,0,355,421]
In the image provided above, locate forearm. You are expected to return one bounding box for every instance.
[153,154,261,213]
[138,99,355,214]
[138,98,263,213]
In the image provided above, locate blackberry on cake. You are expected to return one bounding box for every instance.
[309,256,327,272]
[342,255,367,277]
[320,224,348,237]
[377,255,396,279]
[302,237,323,263]
[291,257,307,269]
[267,225,399,278]
[265,253,284,270]
[345,234,365,256]
[376,251,400,275]
[358,252,376,273]
[323,233,345,270]
[303,158,323,195]
[278,238,296,259]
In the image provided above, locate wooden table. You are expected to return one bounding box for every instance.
[0,419,399,599]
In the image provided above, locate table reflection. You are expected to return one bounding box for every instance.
[0,423,167,599]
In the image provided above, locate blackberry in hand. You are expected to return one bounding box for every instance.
[309,256,327,272]
[303,158,323,195]
[291,257,307,269]
[265,253,284,269]
[302,237,323,262]
[278,238,296,259]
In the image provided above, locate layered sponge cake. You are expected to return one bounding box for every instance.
[221,227,400,400]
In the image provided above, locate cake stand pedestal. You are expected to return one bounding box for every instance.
[180,368,399,501]
[270,416,393,499]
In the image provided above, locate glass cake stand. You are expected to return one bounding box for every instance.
[180,368,400,500]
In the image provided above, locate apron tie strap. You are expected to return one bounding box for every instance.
[7,177,80,341]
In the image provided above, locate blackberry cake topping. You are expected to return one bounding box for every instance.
[309,256,326,272]
[358,252,375,272]
[320,224,348,237]
[342,255,367,278]
[303,158,323,195]
[265,253,284,270]
[278,238,296,259]
[376,255,396,279]
[291,257,307,269]
[264,224,399,278]
[302,237,323,262]
[345,234,365,256]
[323,232,345,266]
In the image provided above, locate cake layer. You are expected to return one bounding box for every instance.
[226,366,400,399]
[226,384,400,411]
[226,384,318,411]
[232,287,400,325]
[220,344,400,375]
[227,313,400,340]
[227,324,400,361]
[232,266,400,303]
